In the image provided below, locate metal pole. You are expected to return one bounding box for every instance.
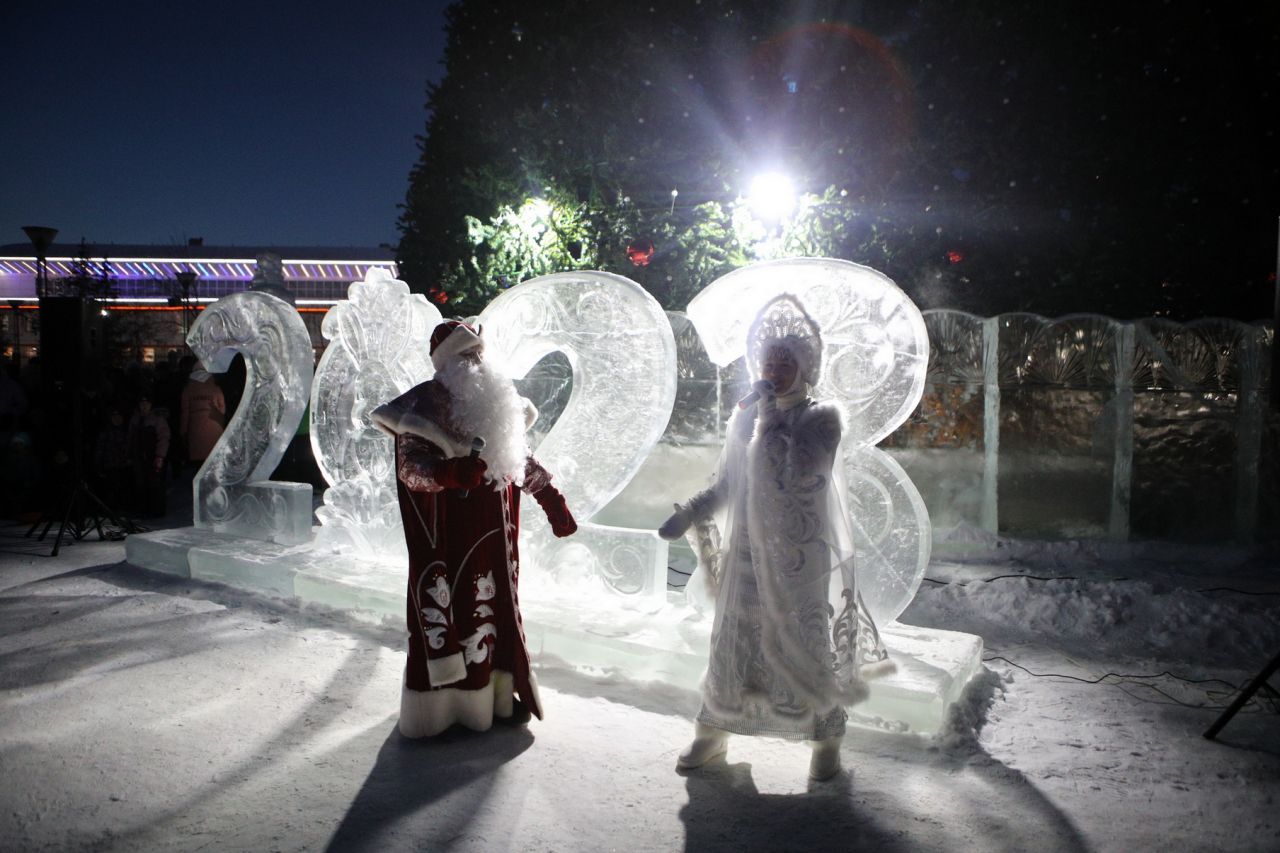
[1204,649,1280,740]
[174,270,198,348]
[8,301,19,370]
[1272,216,1279,412]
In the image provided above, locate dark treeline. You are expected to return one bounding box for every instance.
[398,0,1278,321]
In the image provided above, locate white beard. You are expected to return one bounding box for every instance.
[435,356,529,487]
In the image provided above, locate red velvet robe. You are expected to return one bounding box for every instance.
[374,380,546,735]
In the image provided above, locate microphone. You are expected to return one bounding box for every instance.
[736,380,775,410]
[460,436,486,498]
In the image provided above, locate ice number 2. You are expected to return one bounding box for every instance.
[478,271,677,523]
[186,290,315,545]
[686,258,932,626]
[478,271,678,596]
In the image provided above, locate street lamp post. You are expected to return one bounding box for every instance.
[22,225,58,299]
[7,300,20,370]
[174,270,199,344]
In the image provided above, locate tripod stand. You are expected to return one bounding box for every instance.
[27,473,142,556]
[1204,650,1280,740]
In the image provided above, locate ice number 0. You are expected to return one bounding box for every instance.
[186,290,315,545]
[309,270,441,560]
[686,258,932,625]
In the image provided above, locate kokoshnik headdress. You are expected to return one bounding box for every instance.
[746,294,824,389]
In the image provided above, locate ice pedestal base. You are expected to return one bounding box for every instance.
[125,527,982,736]
[125,527,403,614]
[519,592,983,737]
[851,622,985,735]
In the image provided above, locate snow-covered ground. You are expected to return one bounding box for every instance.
[1,511,1277,852]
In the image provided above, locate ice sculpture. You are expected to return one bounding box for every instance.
[686,258,931,625]
[477,271,678,599]
[187,289,315,545]
[310,269,442,561]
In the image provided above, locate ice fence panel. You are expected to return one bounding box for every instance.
[883,309,987,531]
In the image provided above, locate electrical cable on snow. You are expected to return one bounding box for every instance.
[924,575,1280,596]
[983,654,1280,713]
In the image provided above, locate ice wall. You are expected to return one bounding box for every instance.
[889,310,1273,543]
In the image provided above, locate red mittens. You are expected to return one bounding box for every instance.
[533,484,577,538]
[437,455,488,490]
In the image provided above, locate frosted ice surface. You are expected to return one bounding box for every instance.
[478,271,677,523]
[688,258,929,445]
[186,290,315,545]
[841,445,932,625]
[478,271,677,599]
[687,258,931,624]
[310,269,442,563]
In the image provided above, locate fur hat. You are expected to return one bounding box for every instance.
[429,321,483,371]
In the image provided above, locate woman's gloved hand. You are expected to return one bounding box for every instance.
[659,504,692,541]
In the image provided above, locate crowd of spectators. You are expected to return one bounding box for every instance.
[0,351,232,524]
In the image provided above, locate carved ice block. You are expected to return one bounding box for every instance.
[186,290,315,545]
[478,271,677,598]
[310,268,441,562]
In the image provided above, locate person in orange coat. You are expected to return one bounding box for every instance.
[179,361,226,466]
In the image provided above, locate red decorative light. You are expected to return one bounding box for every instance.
[626,240,655,267]
[429,287,449,304]
[947,250,963,264]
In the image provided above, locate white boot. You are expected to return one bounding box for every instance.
[677,723,729,770]
[809,736,842,781]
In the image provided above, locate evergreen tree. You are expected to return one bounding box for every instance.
[49,238,116,301]
[399,0,1279,320]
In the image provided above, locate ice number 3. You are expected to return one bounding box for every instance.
[186,290,315,545]
[686,258,932,626]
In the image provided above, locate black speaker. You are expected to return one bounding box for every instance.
[38,297,104,394]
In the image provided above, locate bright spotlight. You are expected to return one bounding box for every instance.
[748,172,796,221]
[524,198,552,219]
[518,198,553,234]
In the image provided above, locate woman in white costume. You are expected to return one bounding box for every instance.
[660,294,892,781]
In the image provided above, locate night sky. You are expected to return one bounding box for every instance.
[3,0,1277,323]
[1,0,450,249]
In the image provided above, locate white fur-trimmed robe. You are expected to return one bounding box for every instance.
[684,397,892,741]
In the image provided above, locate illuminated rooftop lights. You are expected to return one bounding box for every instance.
[0,257,396,282]
[747,172,797,222]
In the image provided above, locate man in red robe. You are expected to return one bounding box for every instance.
[372,320,576,737]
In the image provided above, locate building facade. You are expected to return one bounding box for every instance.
[0,241,398,366]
